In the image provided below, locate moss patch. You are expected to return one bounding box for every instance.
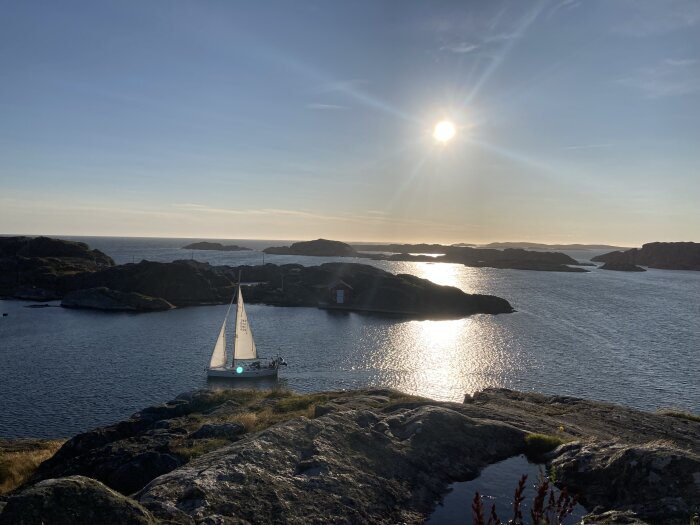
[524,433,568,459]
[171,438,231,461]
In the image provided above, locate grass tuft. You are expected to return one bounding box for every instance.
[0,440,64,495]
[171,438,230,461]
[524,433,568,459]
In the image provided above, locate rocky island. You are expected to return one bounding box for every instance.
[182,242,251,252]
[593,242,700,271]
[0,388,697,524]
[0,236,513,318]
[265,239,590,272]
[264,238,359,257]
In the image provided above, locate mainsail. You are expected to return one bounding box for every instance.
[234,287,257,360]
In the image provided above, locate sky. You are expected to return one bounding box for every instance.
[1,0,699,245]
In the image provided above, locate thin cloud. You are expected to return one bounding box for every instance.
[440,42,479,54]
[305,103,347,110]
[613,0,700,36]
[617,58,700,98]
[173,203,462,231]
[563,143,613,150]
[665,58,700,67]
[312,79,368,94]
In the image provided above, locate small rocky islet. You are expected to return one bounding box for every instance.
[182,242,252,252]
[0,388,697,524]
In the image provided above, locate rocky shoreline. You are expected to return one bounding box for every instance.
[0,388,697,524]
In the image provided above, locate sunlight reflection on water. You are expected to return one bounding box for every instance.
[1,238,699,438]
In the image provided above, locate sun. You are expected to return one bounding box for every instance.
[433,120,456,143]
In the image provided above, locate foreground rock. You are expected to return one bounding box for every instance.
[593,242,700,271]
[6,388,697,525]
[0,476,157,525]
[182,242,251,251]
[551,441,700,524]
[61,287,175,311]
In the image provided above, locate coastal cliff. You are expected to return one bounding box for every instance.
[1,388,697,524]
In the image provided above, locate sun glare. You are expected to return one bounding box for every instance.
[433,120,456,143]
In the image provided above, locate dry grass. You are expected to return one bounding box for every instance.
[171,438,230,461]
[659,410,700,423]
[0,440,64,495]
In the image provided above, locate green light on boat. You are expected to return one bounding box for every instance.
[236,366,243,374]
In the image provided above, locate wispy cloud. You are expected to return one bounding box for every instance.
[173,203,462,231]
[617,57,700,98]
[305,103,346,110]
[439,42,479,54]
[312,79,368,94]
[546,0,581,20]
[613,0,700,36]
[665,58,700,67]
[563,143,613,150]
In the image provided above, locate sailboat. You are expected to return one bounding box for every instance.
[207,282,286,379]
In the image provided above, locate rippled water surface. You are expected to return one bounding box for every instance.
[1,236,698,437]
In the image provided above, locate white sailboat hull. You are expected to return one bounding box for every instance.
[207,362,279,379]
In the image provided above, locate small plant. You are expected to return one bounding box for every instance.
[524,434,568,460]
[471,473,578,525]
[171,438,230,461]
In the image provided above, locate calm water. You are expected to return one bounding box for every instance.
[0,236,698,438]
[427,455,587,525]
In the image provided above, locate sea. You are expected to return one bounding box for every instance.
[1,236,698,439]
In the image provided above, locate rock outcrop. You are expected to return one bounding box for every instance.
[61,287,175,311]
[4,388,696,525]
[182,242,251,251]
[64,260,235,307]
[264,238,359,257]
[593,242,700,271]
[0,236,114,299]
[551,441,700,524]
[0,476,157,525]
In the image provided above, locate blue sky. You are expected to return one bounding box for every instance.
[1,0,699,244]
